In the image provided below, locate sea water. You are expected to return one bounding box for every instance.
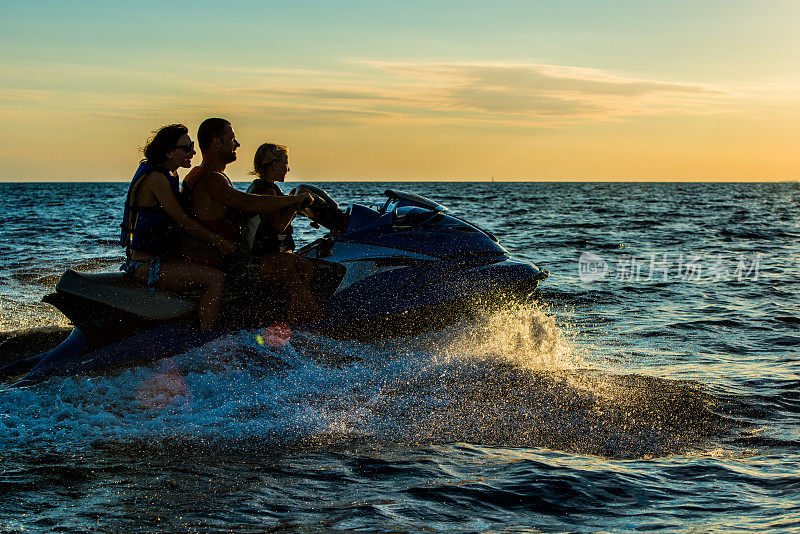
[0,181,798,532]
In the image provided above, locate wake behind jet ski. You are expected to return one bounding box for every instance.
[1,187,548,386]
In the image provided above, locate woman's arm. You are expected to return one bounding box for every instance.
[148,172,236,255]
[275,206,297,233]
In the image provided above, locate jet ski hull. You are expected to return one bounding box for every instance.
[6,325,221,387]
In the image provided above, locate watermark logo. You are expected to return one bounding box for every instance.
[578,251,609,283]
[577,252,762,284]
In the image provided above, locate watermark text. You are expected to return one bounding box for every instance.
[578,252,762,283]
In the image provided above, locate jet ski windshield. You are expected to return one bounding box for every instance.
[392,206,446,230]
[381,189,447,214]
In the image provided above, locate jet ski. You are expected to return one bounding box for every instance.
[1,187,548,386]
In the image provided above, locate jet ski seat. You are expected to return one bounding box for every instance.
[54,269,196,321]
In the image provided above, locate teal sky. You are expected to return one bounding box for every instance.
[1,1,798,181]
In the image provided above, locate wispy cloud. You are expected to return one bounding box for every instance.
[207,61,732,128]
[0,60,739,128]
[0,88,56,103]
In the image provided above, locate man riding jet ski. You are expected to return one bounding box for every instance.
[1,188,548,386]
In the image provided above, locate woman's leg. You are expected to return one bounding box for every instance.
[131,259,226,331]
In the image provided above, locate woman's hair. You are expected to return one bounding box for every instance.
[252,143,288,178]
[143,124,188,164]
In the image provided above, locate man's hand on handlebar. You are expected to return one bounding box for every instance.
[293,191,315,209]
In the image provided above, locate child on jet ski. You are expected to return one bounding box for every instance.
[246,143,324,324]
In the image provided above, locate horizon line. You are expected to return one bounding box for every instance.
[0,178,797,184]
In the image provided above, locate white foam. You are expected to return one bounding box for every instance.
[0,306,715,458]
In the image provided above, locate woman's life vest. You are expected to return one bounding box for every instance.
[120,160,179,256]
[245,180,296,255]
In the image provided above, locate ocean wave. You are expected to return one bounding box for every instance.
[0,305,735,460]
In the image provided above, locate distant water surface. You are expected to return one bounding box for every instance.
[1,181,799,532]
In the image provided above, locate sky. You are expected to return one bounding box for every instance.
[0,0,798,181]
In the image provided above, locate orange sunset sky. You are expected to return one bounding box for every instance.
[1,1,798,182]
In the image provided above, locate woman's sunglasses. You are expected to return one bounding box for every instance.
[175,142,195,153]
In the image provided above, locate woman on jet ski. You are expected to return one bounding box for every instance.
[120,124,237,331]
[246,143,323,324]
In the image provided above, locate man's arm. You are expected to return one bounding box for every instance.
[204,172,312,214]
[148,172,237,254]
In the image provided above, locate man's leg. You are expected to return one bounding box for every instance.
[259,254,323,324]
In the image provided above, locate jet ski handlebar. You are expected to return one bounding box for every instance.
[290,186,450,234]
[293,184,349,234]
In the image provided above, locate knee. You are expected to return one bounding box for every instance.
[260,256,293,278]
[296,258,313,277]
[205,268,226,290]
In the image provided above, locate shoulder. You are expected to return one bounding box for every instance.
[248,179,276,195]
[202,170,231,185]
[187,168,229,190]
[142,170,171,187]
